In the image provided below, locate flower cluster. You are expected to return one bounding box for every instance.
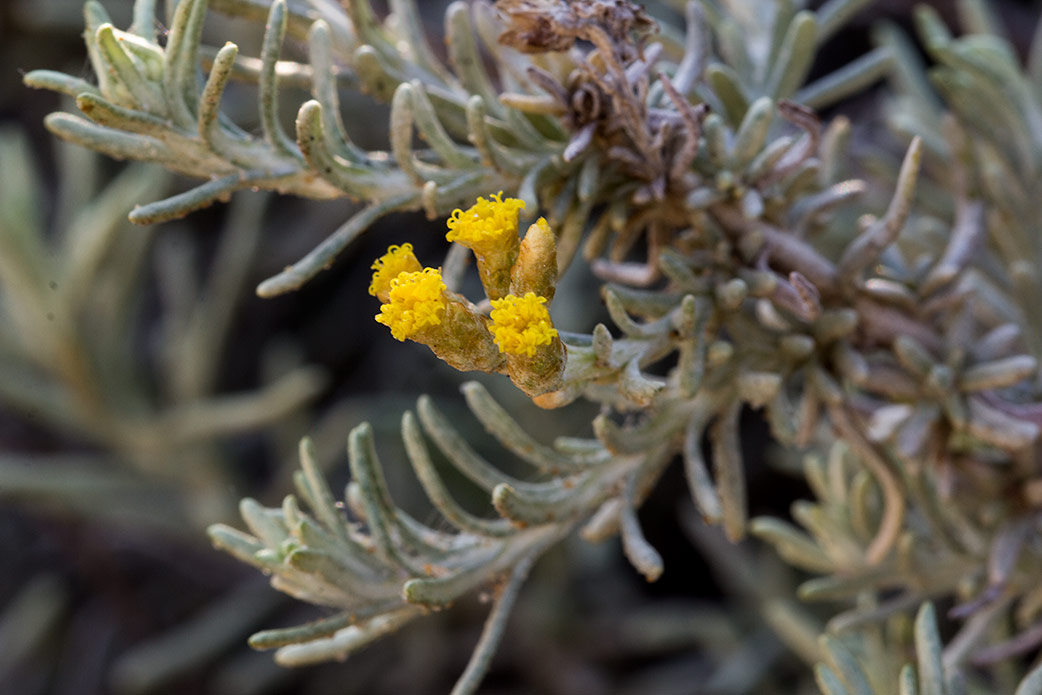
[445,192,526,300]
[489,293,558,357]
[374,267,447,341]
[445,192,526,250]
[370,194,566,397]
[368,243,421,301]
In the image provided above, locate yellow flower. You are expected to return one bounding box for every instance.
[446,192,526,301]
[446,192,526,251]
[489,292,559,357]
[369,243,421,300]
[375,267,447,341]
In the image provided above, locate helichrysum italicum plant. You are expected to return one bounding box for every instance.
[21,0,1042,692]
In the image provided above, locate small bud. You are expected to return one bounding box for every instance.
[707,340,733,366]
[510,217,557,302]
[780,334,815,360]
[715,278,748,310]
[592,323,613,365]
[737,371,782,408]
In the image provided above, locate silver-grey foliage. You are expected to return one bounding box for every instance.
[0,127,324,532]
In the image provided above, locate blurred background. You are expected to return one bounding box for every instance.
[1,1,1041,693]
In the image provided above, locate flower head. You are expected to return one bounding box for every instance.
[369,243,421,299]
[489,292,558,357]
[446,192,526,251]
[375,267,448,341]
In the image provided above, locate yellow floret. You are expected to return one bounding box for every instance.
[369,243,421,297]
[489,292,558,357]
[445,192,525,249]
[375,267,447,341]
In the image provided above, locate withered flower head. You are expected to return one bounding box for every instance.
[497,0,654,54]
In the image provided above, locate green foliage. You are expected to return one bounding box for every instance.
[18,0,1042,693]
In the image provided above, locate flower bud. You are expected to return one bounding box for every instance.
[510,217,557,303]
